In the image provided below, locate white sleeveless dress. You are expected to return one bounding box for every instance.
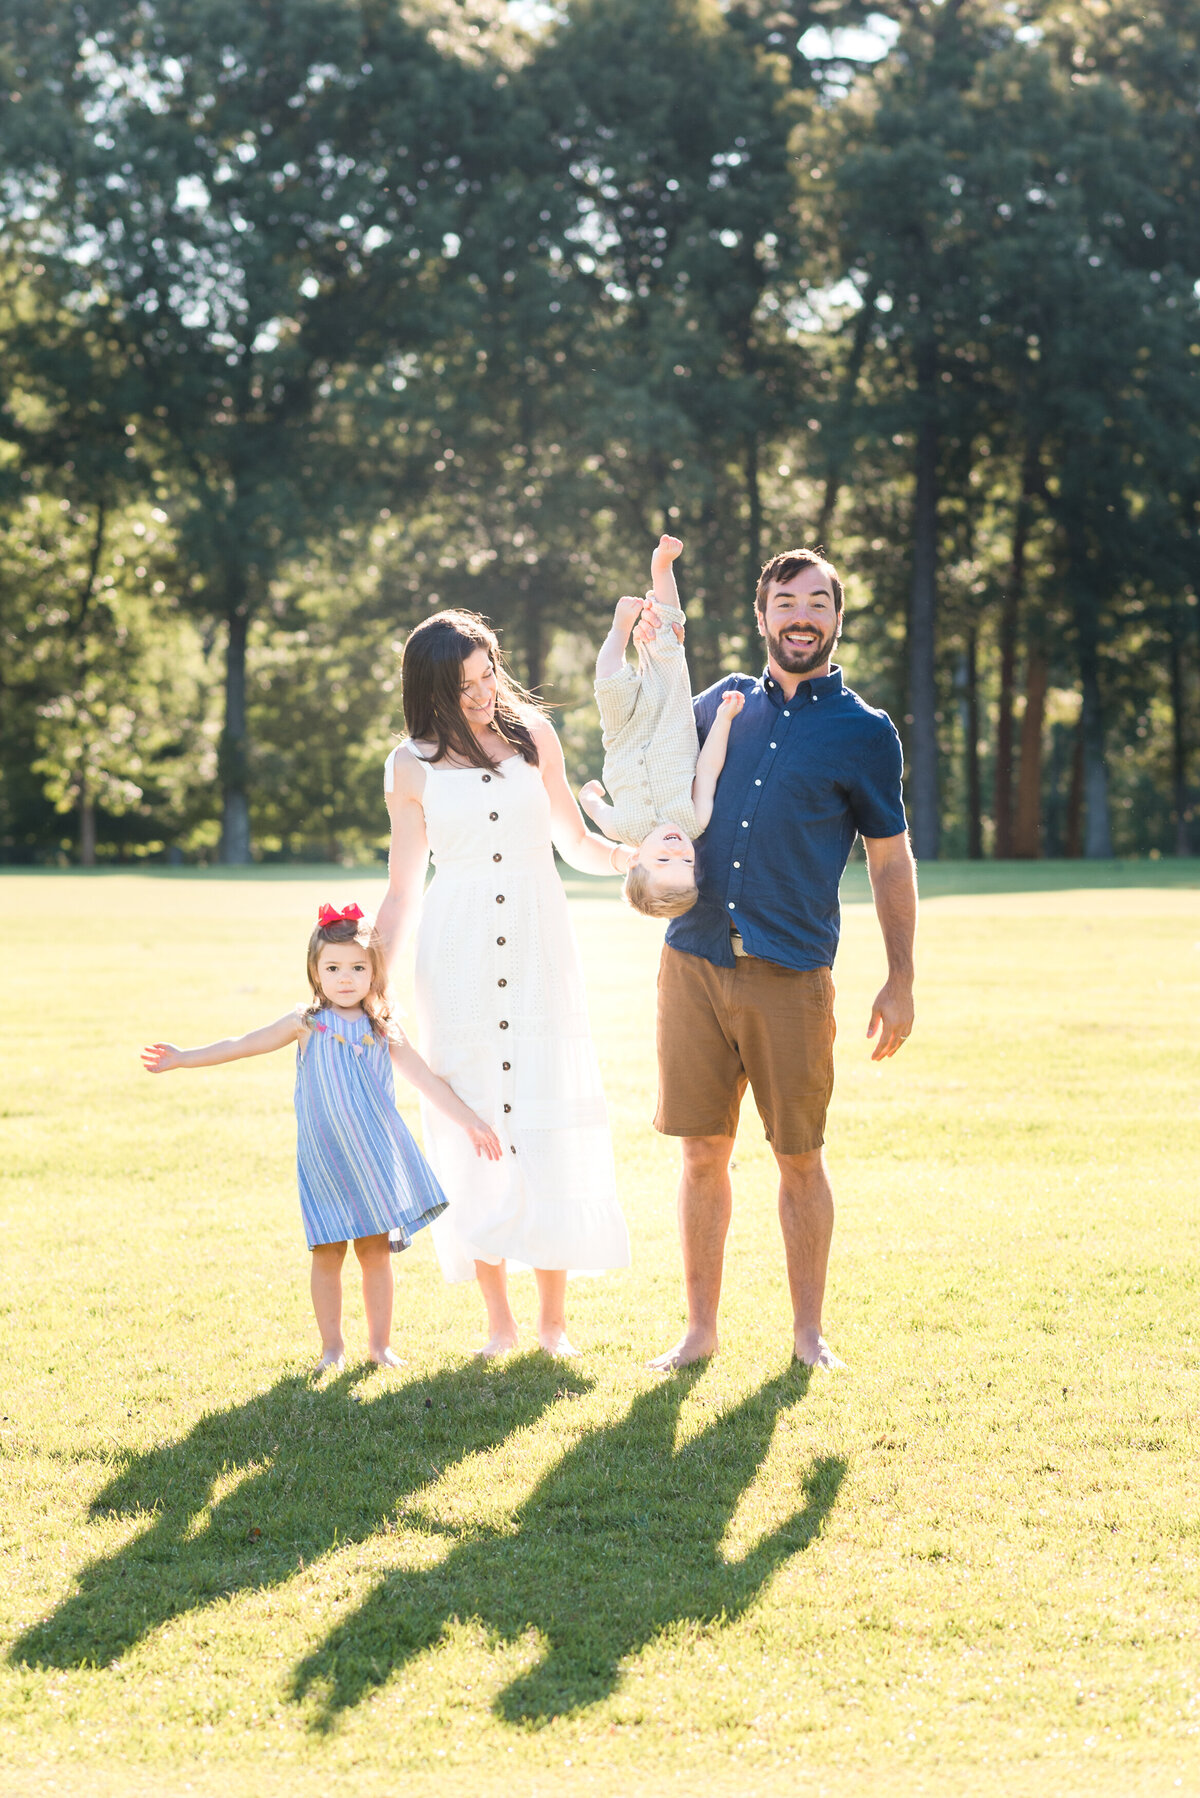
[385,744,630,1284]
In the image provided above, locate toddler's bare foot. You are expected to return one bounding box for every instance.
[475,1329,519,1360]
[648,1327,717,1372]
[794,1329,846,1370]
[370,1346,404,1369]
[314,1346,345,1374]
[650,533,683,579]
[537,1328,579,1357]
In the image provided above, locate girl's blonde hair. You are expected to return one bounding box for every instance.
[304,915,395,1038]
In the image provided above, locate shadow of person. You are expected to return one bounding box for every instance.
[291,1362,844,1729]
[12,1357,580,1673]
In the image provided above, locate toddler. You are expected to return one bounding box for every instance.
[580,535,743,917]
[142,903,500,1370]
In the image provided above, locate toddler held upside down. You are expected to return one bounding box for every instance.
[579,534,743,918]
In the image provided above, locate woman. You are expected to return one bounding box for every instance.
[377,609,633,1358]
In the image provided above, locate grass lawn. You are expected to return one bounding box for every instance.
[1,862,1198,1798]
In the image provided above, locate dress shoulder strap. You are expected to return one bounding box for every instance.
[384,740,430,794]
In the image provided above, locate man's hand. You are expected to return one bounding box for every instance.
[867,979,914,1060]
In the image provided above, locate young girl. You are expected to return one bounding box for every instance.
[141,903,501,1371]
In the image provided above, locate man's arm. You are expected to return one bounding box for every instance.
[861,831,916,1060]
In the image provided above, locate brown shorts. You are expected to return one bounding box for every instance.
[654,943,836,1155]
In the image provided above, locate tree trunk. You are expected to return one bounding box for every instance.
[79,766,96,867]
[1168,601,1191,856]
[1077,630,1113,858]
[1065,724,1085,858]
[815,278,879,548]
[1012,644,1048,858]
[961,629,982,858]
[907,334,940,861]
[994,443,1037,857]
[745,432,762,592]
[219,606,252,864]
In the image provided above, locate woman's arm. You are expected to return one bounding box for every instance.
[375,748,431,971]
[389,1035,502,1160]
[532,718,634,876]
[691,690,744,832]
[141,1012,301,1073]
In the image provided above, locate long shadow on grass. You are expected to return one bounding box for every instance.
[12,1358,577,1671]
[291,1364,843,1728]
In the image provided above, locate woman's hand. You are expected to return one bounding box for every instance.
[465,1114,503,1160]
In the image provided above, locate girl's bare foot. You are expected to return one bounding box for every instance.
[370,1346,404,1369]
[314,1346,345,1374]
[475,1330,519,1360]
[537,1329,579,1357]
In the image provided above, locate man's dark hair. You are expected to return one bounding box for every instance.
[755,549,843,616]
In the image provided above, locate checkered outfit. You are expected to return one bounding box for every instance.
[593,601,700,847]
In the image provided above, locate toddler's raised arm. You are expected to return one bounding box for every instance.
[692,690,745,832]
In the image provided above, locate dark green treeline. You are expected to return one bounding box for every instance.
[2,0,1198,864]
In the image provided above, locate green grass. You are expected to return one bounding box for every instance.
[1,866,1199,1798]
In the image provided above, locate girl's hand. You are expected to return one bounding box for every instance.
[141,1042,183,1073]
[465,1114,503,1161]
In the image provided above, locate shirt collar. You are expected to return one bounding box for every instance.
[761,663,846,706]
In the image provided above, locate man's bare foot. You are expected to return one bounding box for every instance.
[648,1328,717,1372]
[794,1330,846,1370]
[314,1346,345,1374]
[475,1330,519,1360]
[537,1328,579,1357]
[369,1346,404,1369]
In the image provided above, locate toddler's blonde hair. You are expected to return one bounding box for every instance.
[623,861,699,920]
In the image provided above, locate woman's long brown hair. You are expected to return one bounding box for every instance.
[400,609,544,772]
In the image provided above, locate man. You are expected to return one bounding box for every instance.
[650,548,916,1371]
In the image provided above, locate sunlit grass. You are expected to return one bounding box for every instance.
[1,866,1198,1797]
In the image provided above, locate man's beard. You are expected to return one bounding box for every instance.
[765,621,839,675]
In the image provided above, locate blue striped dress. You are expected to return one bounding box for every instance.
[294,1008,448,1250]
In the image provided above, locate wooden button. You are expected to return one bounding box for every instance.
[499,1020,509,1029]
[495,894,505,903]
[509,1145,516,1154]
[493,853,502,863]
[503,1103,512,1113]
[489,811,499,821]
[497,936,506,945]
[502,1060,511,1070]
[482,774,492,782]
[498,978,507,987]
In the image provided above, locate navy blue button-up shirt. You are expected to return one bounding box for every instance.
[665,665,906,972]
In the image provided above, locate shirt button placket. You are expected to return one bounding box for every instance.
[492,787,513,1154]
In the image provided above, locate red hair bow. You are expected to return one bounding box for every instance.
[317,902,365,928]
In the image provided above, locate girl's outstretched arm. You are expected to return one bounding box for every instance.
[141,1012,302,1073]
[389,1035,503,1161]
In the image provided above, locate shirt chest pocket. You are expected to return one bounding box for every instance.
[771,743,848,823]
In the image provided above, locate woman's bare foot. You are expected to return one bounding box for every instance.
[537,1329,579,1357]
[794,1329,846,1370]
[369,1346,404,1369]
[475,1330,519,1360]
[648,1327,717,1372]
[314,1345,345,1374]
